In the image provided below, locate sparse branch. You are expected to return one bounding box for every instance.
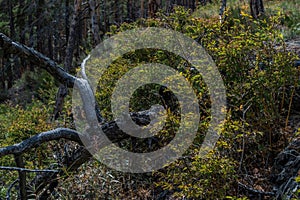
[0,33,105,123]
[0,110,154,160]
[53,0,82,119]
[238,182,275,196]
[0,166,59,173]
[29,147,92,198]
[0,33,76,87]
[0,128,89,198]
[14,155,26,200]
[0,128,82,157]
[6,179,18,200]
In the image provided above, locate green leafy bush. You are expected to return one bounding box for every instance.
[92,6,299,198]
[0,100,56,194]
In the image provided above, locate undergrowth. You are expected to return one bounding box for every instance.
[0,2,299,199]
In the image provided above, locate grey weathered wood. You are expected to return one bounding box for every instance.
[0,32,158,198]
[0,33,76,87]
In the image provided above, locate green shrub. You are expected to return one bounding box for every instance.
[91,6,299,198]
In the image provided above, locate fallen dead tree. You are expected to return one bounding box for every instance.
[0,33,156,199]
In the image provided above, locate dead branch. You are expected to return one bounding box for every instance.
[54,0,81,119]
[14,154,26,199]
[6,179,18,200]
[0,128,82,157]
[0,32,155,199]
[0,166,59,173]
[0,33,76,87]
[0,113,151,198]
[238,182,275,197]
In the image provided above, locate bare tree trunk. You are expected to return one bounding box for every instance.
[148,0,159,18]
[54,0,81,120]
[127,0,135,22]
[0,56,4,90]
[141,0,144,18]
[65,0,81,73]
[65,0,70,43]
[219,0,227,23]
[165,0,171,14]
[114,0,119,23]
[15,155,27,200]
[103,0,109,33]
[28,13,34,48]
[8,0,15,39]
[250,0,265,19]
[48,29,53,60]
[35,0,44,53]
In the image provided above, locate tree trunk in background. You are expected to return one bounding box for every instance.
[65,0,81,73]
[114,0,119,23]
[127,0,135,22]
[100,0,108,35]
[141,0,144,18]
[35,0,44,53]
[195,0,199,8]
[148,0,159,18]
[250,0,265,19]
[0,57,4,90]
[48,28,53,60]
[219,0,227,22]
[8,1,15,39]
[28,13,34,48]
[65,0,70,43]
[6,1,15,90]
[0,0,204,103]
[54,0,81,120]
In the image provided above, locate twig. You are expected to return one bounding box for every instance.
[6,179,19,200]
[239,103,252,172]
[0,166,59,173]
[0,33,76,87]
[285,85,296,129]
[80,54,90,80]
[0,128,82,157]
[238,182,275,196]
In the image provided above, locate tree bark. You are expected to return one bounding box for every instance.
[8,0,16,39]
[148,0,159,18]
[0,33,76,87]
[141,0,144,18]
[14,155,27,200]
[219,0,227,23]
[250,0,265,19]
[54,0,81,120]
[89,0,100,45]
